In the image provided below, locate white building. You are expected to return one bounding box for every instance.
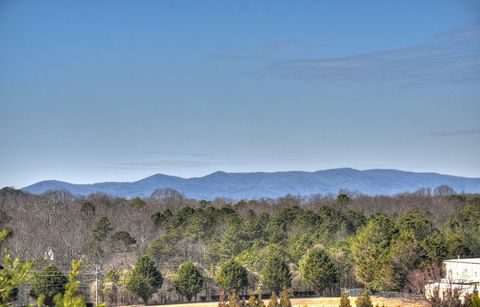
[444,258,480,283]
[425,258,480,299]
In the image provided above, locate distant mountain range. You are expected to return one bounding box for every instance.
[20,168,480,200]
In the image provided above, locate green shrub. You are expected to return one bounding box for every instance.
[339,290,351,307]
[172,261,204,302]
[216,259,248,294]
[126,256,163,304]
[261,256,292,294]
[279,288,291,307]
[355,290,373,307]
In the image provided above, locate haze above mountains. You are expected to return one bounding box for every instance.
[21,168,480,200]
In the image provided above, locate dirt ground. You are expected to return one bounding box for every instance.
[124,296,425,307]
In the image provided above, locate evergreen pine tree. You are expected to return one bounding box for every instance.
[92,217,113,242]
[355,290,373,307]
[228,291,241,307]
[126,255,163,304]
[89,217,114,259]
[247,294,256,307]
[130,197,146,208]
[299,247,337,294]
[261,255,292,294]
[0,230,34,305]
[267,292,279,307]
[216,259,249,294]
[279,288,291,307]
[339,290,351,307]
[172,261,204,302]
[471,291,480,307]
[52,260,86,307]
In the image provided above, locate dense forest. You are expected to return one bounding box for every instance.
[1,186,479,306]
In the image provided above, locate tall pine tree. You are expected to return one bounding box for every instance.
[299,247,337,294]
[267,292,279,307]
[261,255,292,295]
[279,288,291,307]
[339,290,351,307]
[126,256,163,304]
[172,261,204,302]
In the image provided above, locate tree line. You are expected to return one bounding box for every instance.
[0,186,479,306]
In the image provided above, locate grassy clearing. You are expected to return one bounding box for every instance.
[124,296,425,307]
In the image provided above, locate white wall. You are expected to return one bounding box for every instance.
[445,262,480,282]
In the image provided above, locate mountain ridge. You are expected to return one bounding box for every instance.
[21,168,480,200]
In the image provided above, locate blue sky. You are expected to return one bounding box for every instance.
[1,0,479,188]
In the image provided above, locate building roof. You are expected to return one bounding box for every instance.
[444,258,480,264]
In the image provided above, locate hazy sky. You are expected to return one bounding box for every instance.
[1,0,480,188]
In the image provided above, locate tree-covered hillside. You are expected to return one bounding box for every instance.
[1,187,479,306]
